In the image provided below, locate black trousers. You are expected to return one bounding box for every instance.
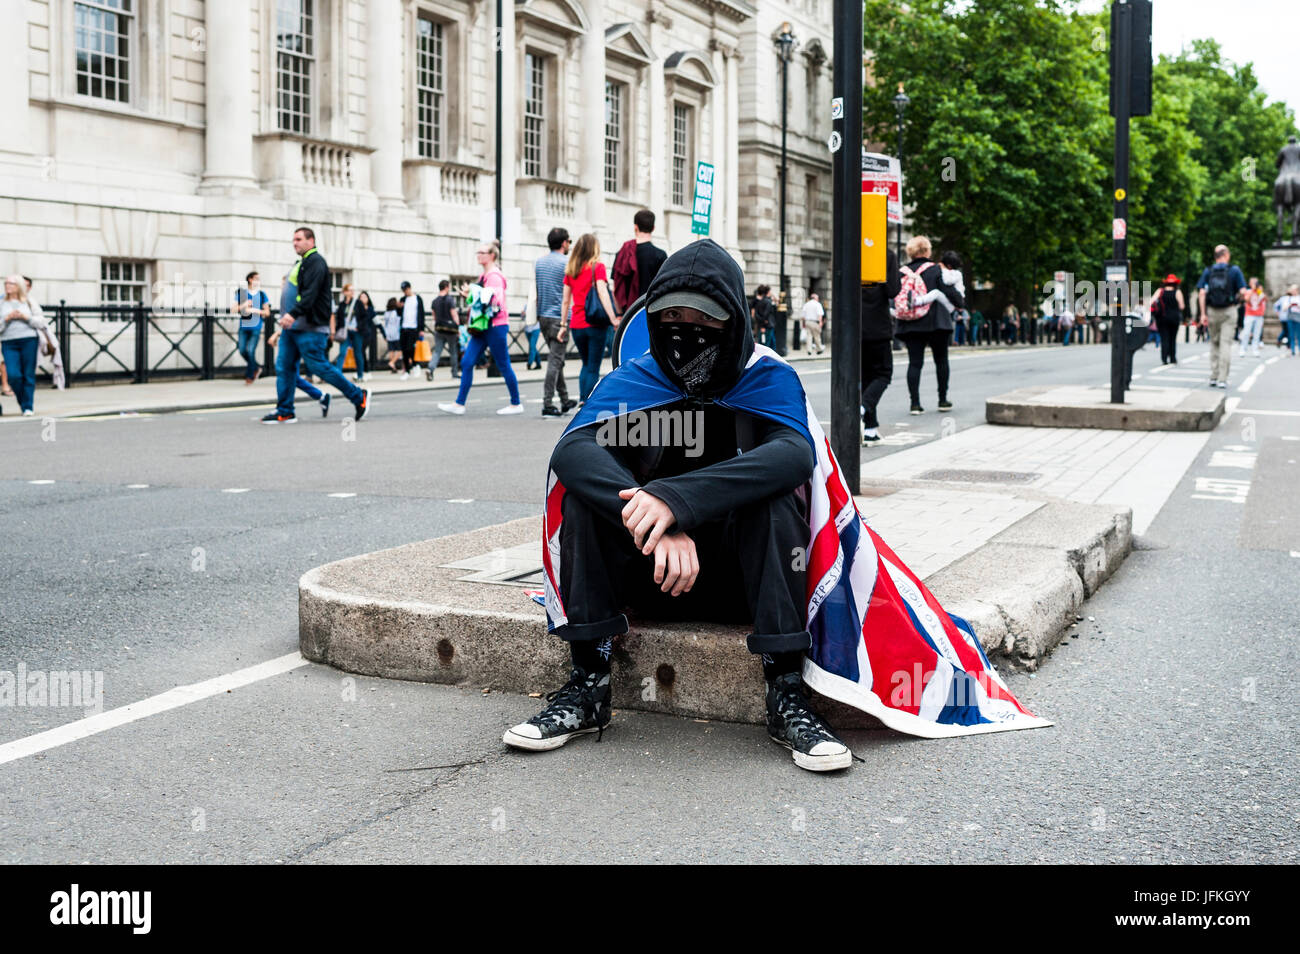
[1157,320,1179,364]
[556,490,811,655]
[902,330,951,405]
[860,338,894,429]
[400,328,420,372]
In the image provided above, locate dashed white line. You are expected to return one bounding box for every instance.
[28,480,55,485]
[222,488,251,494]
[0,653,309,767]
[126,484,149,489]
[1237,364,1266,393]
[448,498,475,503]
[327,492,356,498]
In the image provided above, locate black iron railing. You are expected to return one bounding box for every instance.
[40,304,578,387]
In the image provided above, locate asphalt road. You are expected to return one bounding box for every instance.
[0,336,1295,863]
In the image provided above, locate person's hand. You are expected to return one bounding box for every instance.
[557,325,567,344]
[6,311,22,321]
[618,488,676,554]
[650,532,699,596]
[279,315,293,329]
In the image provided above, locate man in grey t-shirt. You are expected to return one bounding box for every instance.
[536,227,576,417]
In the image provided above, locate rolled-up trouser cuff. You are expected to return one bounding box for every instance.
[746,630,813,654]
[553,614,630,643]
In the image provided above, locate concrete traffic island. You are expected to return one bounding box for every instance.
[299,488,1132,727]
[986,384,1224,431]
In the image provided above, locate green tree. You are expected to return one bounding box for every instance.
[1155,41,1297,284]
[861,2,1294,308]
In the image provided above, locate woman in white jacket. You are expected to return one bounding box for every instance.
[1,274,50,415]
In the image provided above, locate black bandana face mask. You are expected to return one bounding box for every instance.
[659,322,724,394]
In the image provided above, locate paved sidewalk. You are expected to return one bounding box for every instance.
[862,423,1209,535]
[856,487,1043,579]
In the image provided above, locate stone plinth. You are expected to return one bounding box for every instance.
[986,385,1224,431]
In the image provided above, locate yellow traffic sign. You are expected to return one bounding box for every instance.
[1114,188,1126,201]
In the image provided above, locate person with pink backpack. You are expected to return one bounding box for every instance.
[893,237,964,414]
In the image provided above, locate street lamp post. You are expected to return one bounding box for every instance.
[776,22,796,356]
[892,83,909,269]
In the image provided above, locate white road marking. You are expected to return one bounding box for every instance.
[28,480,55,485]
[1227,408,1300,417]
[448,498,474,503]
[222,487,251,494]
[327,492,356,498]
[0,652,309,767]
[1237,364,1266,393]
[1208,450,1257,469]
[1192,477,1250,504]
[126,484,149,489]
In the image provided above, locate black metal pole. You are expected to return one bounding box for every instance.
[1110,0,1131,404]
[895,107,903,267]
[831,0,863,494]
[778,49,790,357]
[494,0,503,244]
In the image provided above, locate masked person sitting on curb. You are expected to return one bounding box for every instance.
[504,240,1050,772]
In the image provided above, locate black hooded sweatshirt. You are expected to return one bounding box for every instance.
[549,239,815,532]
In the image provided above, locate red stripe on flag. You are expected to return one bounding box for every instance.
[865,524,1031,715]
[861,552,940,715]
[542,479,567,610]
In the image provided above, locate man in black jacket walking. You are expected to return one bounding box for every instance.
[263,227,370,424]
[860,249,901,444]
[502,240,852,772]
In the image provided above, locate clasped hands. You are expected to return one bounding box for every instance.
[618,487,697,597]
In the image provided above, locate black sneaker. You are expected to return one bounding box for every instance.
[354,388,371,421]
[319,394,331,418]
[765,672,852,772]
[503,667,611,751]
[937,399,953,412]
[560,398,578,413]
[910,404,924,415]
[261,412,297,424]
[541,405,563,417]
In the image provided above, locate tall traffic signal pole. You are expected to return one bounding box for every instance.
[830,0,863,493]
[1109,0,1131,404]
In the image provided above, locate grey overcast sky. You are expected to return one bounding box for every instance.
[1076,0,1299,116]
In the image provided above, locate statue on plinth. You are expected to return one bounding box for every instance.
[1276,135,1300,246]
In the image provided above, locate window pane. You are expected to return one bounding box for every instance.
[276,0,314,134]
[604,81,622,194]
[523,54,546,178]
[75,1,133,103]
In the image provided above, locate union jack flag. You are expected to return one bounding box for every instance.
[543,344,1051,738]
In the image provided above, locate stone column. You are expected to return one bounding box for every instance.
[1,1,29,152]
[199,0,256,192]
[367,0,404,206]
[647,29,666,240]
[581,0,606,233]
[500,0,517,234]
[725,50,740,253]
[710,47,726,244]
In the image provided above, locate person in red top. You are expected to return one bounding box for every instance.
[1240,277,1268,357]
[560,233,617,402]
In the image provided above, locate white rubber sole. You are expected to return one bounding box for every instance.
[770,735,853,772]
[502,725,601,752]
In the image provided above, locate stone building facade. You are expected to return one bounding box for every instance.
[2,0,835,317]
